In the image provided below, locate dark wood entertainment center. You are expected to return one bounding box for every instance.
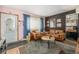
[45,9,78,40]
[45,9,76,31]
[45,9,79,53]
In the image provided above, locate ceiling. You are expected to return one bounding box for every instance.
[2,5,79,17]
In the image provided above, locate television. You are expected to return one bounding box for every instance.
[66,32,78,41]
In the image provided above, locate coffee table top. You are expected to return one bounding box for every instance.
[41,36,55,41]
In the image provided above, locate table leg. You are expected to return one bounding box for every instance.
[48,41,50,49]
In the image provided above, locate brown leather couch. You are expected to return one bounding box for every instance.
[49,29,65,41]
[30,30,41,41]
[30,29,65,41]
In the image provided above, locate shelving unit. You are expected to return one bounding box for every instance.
[50,18,56,28]
[45,17,50,31]
[56,18,62,28]
[45,10,79,54]
[45,17,63,31]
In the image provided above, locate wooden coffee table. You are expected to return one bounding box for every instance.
[41,36,55,48]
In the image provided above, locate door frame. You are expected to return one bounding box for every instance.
[0,12,19,41]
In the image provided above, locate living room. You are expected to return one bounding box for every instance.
[0,5,79,54]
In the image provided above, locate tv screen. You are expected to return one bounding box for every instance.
[66,32,78,41]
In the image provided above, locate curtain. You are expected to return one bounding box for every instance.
[40,18,44,32]
[23,14,30,38]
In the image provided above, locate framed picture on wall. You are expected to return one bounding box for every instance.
[66,14,78,26]
[66,18,77,26]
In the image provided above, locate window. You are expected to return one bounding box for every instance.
[30,16,41,31]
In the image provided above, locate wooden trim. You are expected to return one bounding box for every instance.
[0,13,1,40]
[0,12,18,16]
[17,15,19,40]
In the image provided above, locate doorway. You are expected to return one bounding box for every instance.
[1,13,18,44]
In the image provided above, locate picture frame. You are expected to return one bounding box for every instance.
[66,18,77,26]
[66,14,77,26]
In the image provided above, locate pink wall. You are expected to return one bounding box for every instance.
[0,6,23,40]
